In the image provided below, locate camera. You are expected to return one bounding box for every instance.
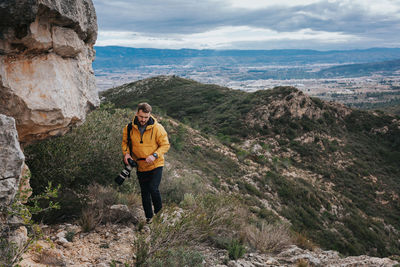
[115,158,137,185]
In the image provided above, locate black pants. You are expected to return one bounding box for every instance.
[137,167,163,219]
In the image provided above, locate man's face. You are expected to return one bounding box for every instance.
[136,110,150,126]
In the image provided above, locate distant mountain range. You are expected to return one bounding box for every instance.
[318,59,400,78]
[94,46,400,68]
[93,46,400,80]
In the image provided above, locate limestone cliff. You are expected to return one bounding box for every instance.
[0,0,99,257]
[0,0,99,144]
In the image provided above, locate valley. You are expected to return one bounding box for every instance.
[94,47,400,114]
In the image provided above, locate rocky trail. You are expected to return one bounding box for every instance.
[21,221,399,267]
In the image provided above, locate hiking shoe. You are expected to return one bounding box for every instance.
[146,217,153,224]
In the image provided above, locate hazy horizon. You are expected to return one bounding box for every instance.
[94,45,400,52]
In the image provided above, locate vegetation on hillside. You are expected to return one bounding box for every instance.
[25,104,292,265]
[26,76,400,259]
[101,76,400,257]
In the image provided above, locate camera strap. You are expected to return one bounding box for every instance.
[127,122,133,156]
[126,123,148,161]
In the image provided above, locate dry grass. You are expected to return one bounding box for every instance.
[242,222,292,253]
[125,192,142,210]
[32,248,66,266]
[140,193,248,257]
[293,232,316,251]
[296,258,310,267]
[79,207,102,232]
[87,183,118,209]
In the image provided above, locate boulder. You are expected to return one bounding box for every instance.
[0,0,99,145]
[8,226,28,249]
[0,114,25,206]
[107,204,139,224]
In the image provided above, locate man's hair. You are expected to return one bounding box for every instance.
[137,102,152,113]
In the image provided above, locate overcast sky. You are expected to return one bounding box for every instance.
[93,0,400,50]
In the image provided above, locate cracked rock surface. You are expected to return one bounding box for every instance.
[0,0,99,145]
[0,114,24,206]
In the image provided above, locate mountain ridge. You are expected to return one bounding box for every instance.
[94,46,400,69]
[25,76,400,263]
[99,75,400,257]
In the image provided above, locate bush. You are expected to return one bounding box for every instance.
[65,231,75,242]
[79,207,101,233]
[25,108,138,222]
[169,124,187,151]
[242,223,291,253]
[293,232,316,251]
[160,172,205,205]
[227,239,246,260]
[146,193,248,256]
[26,108,134,193]
[134,235,150,267]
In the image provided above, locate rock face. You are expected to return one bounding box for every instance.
[0,114,25,206]
[0,1,98,257]
[0,0,99,144]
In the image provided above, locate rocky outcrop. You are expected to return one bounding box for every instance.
[0,114,25,206]
[0,0,99,144]
[246,88,352,130]
[0,1,98,261]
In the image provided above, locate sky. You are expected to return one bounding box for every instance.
[93,0,400,50]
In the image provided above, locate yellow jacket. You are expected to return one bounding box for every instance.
[122,115,170,172]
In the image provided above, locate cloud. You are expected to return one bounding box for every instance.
[92,0,400,49]
[96,26,367,50]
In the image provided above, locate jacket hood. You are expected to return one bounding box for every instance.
[133,115,157,128]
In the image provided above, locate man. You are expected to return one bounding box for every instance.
[122,103,170,223]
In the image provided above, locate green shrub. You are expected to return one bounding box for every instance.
[134,235,149,267]
[27,108,134,193]
[243,182,262,198]
[160,172,205,205]
[169,124,187,151]
[65,231,75,242]
[257,208,280,223]
[227,239,246,260]
[236,148,249,161]
[25,108,138,222]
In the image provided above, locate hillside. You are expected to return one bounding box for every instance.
[100,76,400,257]
[24,75,400,265]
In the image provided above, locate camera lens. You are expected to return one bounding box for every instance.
[114,175,125,185]
[115,159,137,185]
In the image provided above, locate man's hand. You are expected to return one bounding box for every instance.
[145,154,156,164]
[124,154,133,165]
